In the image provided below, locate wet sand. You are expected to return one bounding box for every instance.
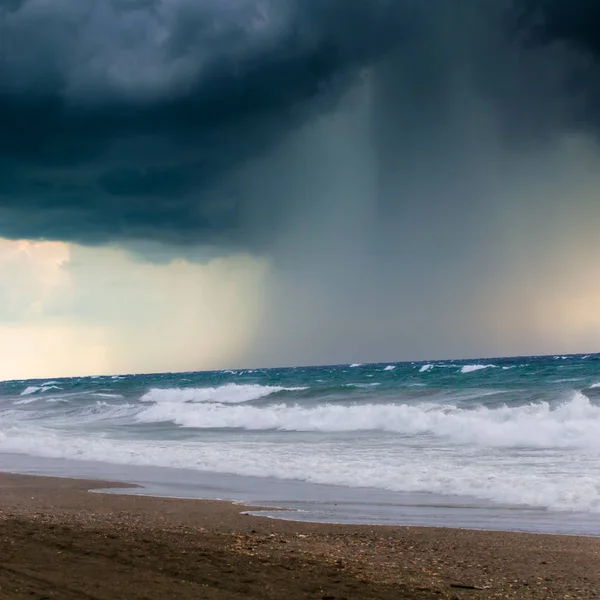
[0,472,598,599]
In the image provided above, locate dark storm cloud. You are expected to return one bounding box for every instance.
[0,0,408,247]
[513,0,600,130]
[0,0,600,249]
[517,0,600,54]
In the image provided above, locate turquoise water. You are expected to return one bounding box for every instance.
[1,354,600,533]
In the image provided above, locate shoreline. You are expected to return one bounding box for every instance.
[0,472,599,599]
[11,456,600,538]
[4,466,600,539]
[80,471,600,540]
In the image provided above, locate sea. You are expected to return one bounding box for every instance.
[1,354,600,536]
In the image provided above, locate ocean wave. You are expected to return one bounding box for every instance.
[140,383,305,405]
[460,364,496,374]
[13,397,39,405]
[419,364,433,373]
[1,418,598,513]
[343,383,381,389]
[20,386,41,396]
[383,365,396,371]
[20,385,61,396]
[76,402,138,423]
[133,391,600,449]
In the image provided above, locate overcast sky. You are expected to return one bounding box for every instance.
[2,0,600,379]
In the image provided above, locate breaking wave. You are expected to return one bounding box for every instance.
[0,395,599,512]
[460,364,496,374]
[140,383,305,405]
[20,385,61,396]
[134,391,600,449]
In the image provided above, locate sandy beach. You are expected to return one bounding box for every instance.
[0,473,597,599]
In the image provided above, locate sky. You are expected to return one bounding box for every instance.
[2,0,600,379]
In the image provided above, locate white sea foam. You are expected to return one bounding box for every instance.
[1,401,599,513]
[349,363,362,368]
[133,391,600,449]
[460,364,495,374]
[140,384,303,405]
[383,365,396,371]
[419,364,433,373]
[13,387,590,452]
[20,384,61,396]
[20,386,41,396]
[590,383,600,389]
[13,397,39,405]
